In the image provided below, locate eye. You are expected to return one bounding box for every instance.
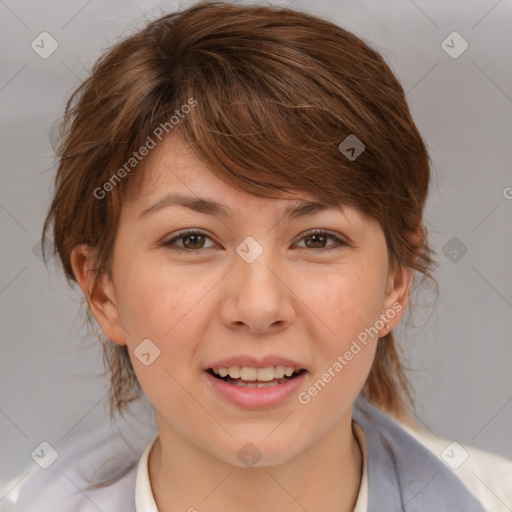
[163,229,216,252]
[295,229,348,252]
[163,228,348,253]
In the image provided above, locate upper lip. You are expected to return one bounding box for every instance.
[206,355,306,371]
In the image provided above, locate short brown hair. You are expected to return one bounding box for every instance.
[42,1,437,422]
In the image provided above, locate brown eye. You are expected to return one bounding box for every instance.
[296,230,347,252]
[303,233,329,249]
[180,233,206,249]
[163,229,347,254]
[163,230,215,252]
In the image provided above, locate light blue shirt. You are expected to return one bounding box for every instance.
[3,395,510,511]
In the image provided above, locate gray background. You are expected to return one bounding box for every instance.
[1,0,511,487]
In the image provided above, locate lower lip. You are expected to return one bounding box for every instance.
[203,370,307,409]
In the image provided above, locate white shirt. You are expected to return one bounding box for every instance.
[133,420,511,511]
[3,414,512,511]
[132,424,369,511]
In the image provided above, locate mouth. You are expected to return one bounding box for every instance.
[206,366,307,388]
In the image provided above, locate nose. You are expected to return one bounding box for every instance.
[219,246,297,335]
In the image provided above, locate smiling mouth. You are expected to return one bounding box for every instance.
[207,368,306,388]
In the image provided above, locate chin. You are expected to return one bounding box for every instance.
[212,435,306,469]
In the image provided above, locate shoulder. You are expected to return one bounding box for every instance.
[353,397,512,511]
[0,422,154,512]
[400,422,512,512]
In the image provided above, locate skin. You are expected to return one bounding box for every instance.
[71,134,414,511]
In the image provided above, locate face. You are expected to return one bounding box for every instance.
[74,134,411,467]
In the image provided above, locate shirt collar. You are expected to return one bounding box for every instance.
[134,425,369,511]
[135,433,159,512]
[135,397,484,512]
[352,395,486,511]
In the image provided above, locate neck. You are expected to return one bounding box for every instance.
[148,411,362,512]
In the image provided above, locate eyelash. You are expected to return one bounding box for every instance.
[163,228,348,254]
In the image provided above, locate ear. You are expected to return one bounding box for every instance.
[380,263,414,334]
[379,230,421,335]
[70,244,127,346]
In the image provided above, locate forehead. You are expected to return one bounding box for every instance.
[118,134,384,245]
[124,133,326,210]
[119,133,381,238]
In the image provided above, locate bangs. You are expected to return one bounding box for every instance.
[168,40,377,209]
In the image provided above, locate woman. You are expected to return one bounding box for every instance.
[4,2,511,510]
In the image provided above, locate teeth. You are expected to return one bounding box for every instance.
[211,365,301,382]
[228,366,240,378]
[240,367,257,381]
[284,367,295,377]
[273,366,285,379]
[231,380,281,388]
[257,367,274,381]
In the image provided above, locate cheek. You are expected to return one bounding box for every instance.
[299,267,383,397]
[114,253,215,342]
[120,268,205,414]
[114,259,224,400]
[305,264,385,344]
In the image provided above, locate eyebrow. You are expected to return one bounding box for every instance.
[138,193,334,220]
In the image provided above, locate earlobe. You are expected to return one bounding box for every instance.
[70,244,127,346]
[381,265,414,334]
[383,227,422,327]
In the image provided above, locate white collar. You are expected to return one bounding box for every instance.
[135,433,159,512]
[134,424,368,512]
[353,420,369,512]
